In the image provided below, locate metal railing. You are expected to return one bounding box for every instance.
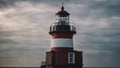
[50,23,76,32]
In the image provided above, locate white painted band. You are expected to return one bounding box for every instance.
[51,38,73,48]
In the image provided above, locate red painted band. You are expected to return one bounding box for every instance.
[51,33,74,38]
[51,47,73,51]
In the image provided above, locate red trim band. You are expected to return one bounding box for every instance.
[51,33,74,38]
[51,47,73,51]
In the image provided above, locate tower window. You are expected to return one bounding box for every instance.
[68,52,75,63]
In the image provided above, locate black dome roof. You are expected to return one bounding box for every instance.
[55,6,70,17]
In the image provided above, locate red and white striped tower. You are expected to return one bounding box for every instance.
[44,4,83,68]
[49,4,76,51]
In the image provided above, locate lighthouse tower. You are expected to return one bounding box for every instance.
[45,4,83,68]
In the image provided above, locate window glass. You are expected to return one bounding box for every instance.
[68,52,75,63]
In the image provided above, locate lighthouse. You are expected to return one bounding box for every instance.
[44,4,83,68]
[50,4,75,51]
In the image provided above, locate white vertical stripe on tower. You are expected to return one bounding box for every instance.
[51,38,73,48]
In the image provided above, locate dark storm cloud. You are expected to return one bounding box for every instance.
[0,0,16,8]
[74,15,120,66]
[0,25,13,45]
[0,0,7,7]
[0,0,120,67]
[1,0,120,17]
[90,0,120,17]
[0,39,16,44]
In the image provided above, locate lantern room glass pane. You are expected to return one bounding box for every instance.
[56,15,69,24]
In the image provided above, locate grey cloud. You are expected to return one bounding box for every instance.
[74,17,120,66]
[0,0,16,8]
[0,0,120,67]
[1,0,120,19]
[0,39,16,44]
[89,0,120,17]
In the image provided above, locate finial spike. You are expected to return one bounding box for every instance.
[61,2,64,11]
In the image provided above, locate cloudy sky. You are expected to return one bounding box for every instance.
[0,0,120,67]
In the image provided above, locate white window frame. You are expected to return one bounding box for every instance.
[68,52,75,63]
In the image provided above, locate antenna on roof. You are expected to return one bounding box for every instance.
[61,2,64,11]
